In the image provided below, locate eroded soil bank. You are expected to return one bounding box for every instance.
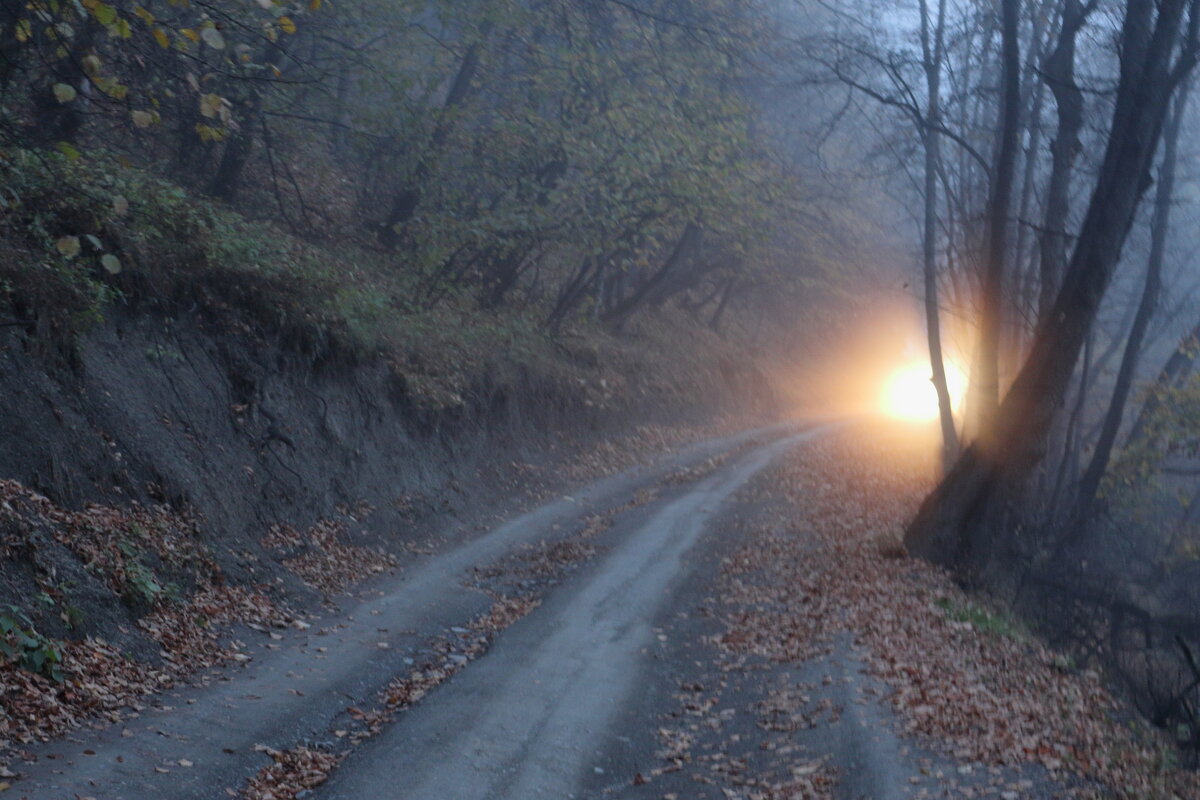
[0,306,773,762]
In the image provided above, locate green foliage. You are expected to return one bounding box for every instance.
[0,606,65,683]
[116,541,175,607]
[3,0,806,327]
[0,0,845,411]
[2,0,318,149]
[0,148,129,329]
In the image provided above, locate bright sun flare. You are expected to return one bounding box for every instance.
[881,361,966,421]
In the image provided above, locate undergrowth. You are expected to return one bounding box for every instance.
[0,147,747,413]
[934,596,1029,641]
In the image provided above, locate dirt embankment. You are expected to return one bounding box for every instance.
[0,303,773,752]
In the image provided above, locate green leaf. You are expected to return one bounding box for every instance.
[53,83,77,103]
[101,254,122,274]
[56,140,81,160]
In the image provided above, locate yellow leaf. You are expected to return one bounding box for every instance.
[134,6,154,24]
[15,19,31,42]
[180,28,199,42]
[194,123,227,142]
[91,2,117,25]
[153,28,169,48]
[309,0,322,9]
[55,236,81,259]
[199,93,223,119]
[131,109,159,128]
[278,16,296,34]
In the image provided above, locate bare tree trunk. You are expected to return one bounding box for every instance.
[1070,75,1192,529]
[974,0,1022,439]
[208,42,288,201]
[1039,0,1094,321]
[380,38,485,248]
[905,0,1200,572]
[709,276,738,333]
[601,222,702,329]
[1010,4,1054,355]
[919,0,960,467]
[1047,331,1093,518]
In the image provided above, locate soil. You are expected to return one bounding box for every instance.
[0,304,772,762]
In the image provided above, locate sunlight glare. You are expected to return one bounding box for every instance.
[881,361,965,422]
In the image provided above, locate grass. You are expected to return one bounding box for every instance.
[935,596,1029,641]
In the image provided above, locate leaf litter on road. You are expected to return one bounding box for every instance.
[706,426,1199,799]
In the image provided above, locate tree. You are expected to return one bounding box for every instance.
[918,0,960,466]
[905,0,1200,573]
[973,0,1022,438]
[1069,74,1194,532]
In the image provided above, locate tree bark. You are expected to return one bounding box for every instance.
[919,0,960,467]
[1070,75,1192,529]
[208,42,289,201]
[905,0,1199,572]
[1038,0,1093,322]
[379,39,484,247]
[974,0,1022,439]
[601,222,702,329]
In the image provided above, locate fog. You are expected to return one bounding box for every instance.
[3,0,1200,764]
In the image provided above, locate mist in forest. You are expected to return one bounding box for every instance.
[4,0,1200,760]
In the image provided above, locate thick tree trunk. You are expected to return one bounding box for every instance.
[1070,76,1192,529]
[1038,0,1092,322]
[905,0,1199,571]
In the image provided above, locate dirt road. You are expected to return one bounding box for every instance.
[13,424,822,799]
[316,428,821,800]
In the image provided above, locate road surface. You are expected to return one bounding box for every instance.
[14,424,822,799]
